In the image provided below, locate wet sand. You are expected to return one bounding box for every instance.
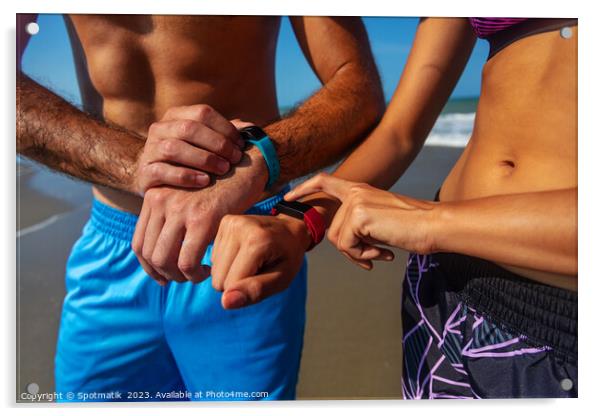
[16,145,463,401]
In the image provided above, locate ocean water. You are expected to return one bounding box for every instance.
[281,96,477,149]
[427,97,478,148]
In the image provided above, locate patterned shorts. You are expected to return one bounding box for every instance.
[401,252,577,399]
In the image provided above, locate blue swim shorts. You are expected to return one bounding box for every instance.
[55,188,307,401]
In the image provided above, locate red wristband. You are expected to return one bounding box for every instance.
[270,201,326,251]
[301,207,326,250]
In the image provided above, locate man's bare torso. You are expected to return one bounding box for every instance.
[65,15,282,211]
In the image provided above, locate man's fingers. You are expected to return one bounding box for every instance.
[150,121,241,164]
[221,269,288,310]
[210,224,240,291]
[230,119,254,130]
[222,289,250,310]
[161,104,244,148]
[188,124,242,164]
[132,207,167,285]
[140,214,167,279]
[151,220,187,283]
[285,173,351,202]
[133,207,167,285]
[151,136,233,175]
[177,224,214,283]
[131,204,149,259]
[140,162,210,193]
[221,245,267,293]
[138,255,169,285]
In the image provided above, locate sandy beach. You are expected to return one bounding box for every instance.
[16,145,463,401]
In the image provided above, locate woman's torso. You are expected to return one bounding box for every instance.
[439,21,577,288]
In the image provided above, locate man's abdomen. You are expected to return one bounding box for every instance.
[66,14,283,212]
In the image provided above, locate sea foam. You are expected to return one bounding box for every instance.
[425,112,475,148]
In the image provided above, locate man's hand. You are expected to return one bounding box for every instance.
[133,104,246,195]
[211,214,311,309]
[131,147,269,285]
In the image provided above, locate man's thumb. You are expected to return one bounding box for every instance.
[222,289,249,309]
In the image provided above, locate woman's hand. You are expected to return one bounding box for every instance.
[285,173,439,269]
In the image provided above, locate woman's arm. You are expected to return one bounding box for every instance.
[433,188,578,277]
[288,18,577,284]
[288,175,577,283]
[301,17,476,222]
[335,17,476,187]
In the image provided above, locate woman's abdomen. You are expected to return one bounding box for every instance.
[440,26,577,202]
[438,26,577,285]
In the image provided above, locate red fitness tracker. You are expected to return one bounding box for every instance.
[270,200,326,251]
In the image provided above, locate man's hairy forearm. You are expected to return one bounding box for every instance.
[265,62,384,185]
[17,73,143,193]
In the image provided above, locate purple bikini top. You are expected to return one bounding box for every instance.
[469,18,528,38]
[468,17,577,59]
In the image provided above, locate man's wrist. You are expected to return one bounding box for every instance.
[292,191,342,232]
[129,142,147,196]
[271,200,326,250]
[240,126,279,190]
[245,145,270,192]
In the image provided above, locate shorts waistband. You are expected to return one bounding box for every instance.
[89,184,291,242]
[433,252,578,364]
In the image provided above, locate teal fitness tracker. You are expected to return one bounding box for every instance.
[239,126,280,190]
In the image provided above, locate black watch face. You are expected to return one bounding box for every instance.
[240,126,266,141]
[275,201,310,220]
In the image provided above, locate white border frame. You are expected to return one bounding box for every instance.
[4,1,600,415]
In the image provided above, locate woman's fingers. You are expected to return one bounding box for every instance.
[336,208,368,260]
[340,250,373,270]
[287,173,396,268]
[326,199,349,246]
[331,196,396,266]
[285,173,352,202]
[358,246,395,261]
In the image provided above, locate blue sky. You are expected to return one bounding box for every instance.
[21,15,489,109]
